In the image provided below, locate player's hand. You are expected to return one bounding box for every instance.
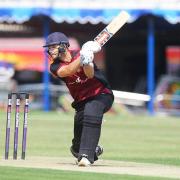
[80,49,94,66]
[82,41,101,53]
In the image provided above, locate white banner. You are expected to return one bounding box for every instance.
[0,0,180,10]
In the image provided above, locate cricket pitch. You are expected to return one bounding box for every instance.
[0,157,180,179]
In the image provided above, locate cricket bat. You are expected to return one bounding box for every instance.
[94,11,130,47]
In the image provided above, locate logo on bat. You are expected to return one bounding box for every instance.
[94,28,113,46]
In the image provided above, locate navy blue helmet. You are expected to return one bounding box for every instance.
[43,32,70,47]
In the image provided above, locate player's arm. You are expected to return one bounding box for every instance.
[57,41,100,78]
[83,63,94,78]
[56,48,94,78]
[81,41,101,78]
[57,57,81,77]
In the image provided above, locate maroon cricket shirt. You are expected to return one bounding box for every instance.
[50,50,111,103]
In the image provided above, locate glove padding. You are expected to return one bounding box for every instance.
[80,49,94,66]
[82,41,101,53]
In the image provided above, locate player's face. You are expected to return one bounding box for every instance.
[48,45,60,59]
[48,44,70,62]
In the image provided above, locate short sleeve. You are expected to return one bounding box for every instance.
[50,62,61,76]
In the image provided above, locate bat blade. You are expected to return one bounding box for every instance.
[94,11,130,47]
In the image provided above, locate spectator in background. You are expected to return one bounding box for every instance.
[0,62,17,107]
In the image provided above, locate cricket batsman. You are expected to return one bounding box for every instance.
[43,32,114,166]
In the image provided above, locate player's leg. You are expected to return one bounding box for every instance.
[78,93,114,165]
[71,110,83,155]
[70,109,104,160]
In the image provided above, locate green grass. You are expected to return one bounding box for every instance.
[0,166,177,180]
[102,113,180,166]
[0,109,180,179]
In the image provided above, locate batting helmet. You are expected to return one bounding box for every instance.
[43,32,70,47]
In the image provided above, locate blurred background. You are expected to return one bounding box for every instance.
[0,0,179,116]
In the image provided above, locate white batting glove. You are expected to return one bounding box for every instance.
[80,49,94,66]
[82,41,101,53]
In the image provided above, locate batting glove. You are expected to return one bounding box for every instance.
[80,49,94,66]
[82,41,101,53]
